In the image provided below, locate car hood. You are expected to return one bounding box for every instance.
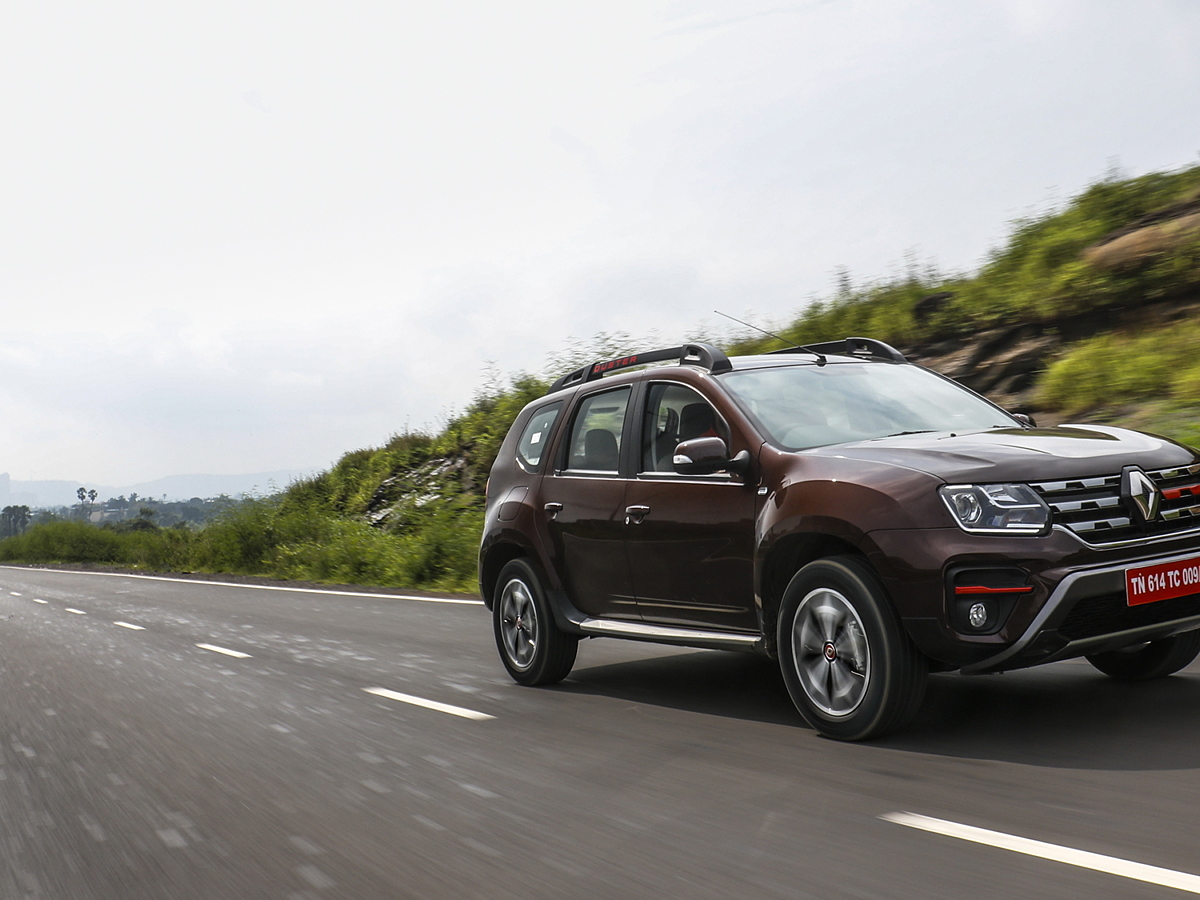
[806,424,1200,483]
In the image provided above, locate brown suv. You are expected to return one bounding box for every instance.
[478,340,1200,740]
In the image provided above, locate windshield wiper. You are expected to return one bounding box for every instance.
[883,430,936,438]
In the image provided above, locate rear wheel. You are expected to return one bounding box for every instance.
[1086,630,1200,681]
[777,556,927,741]
[493,559,578,686]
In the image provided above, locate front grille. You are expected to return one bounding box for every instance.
[1031,463,1200,545]
[1058,590,1200,640]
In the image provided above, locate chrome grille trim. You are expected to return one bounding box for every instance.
[1163,503,1200,521]
[1031,463,1200,547]
[1047,495,1121,513]
[1158,464,1200,480]
[1071,515,1132,533]
[1034,475,1119,493]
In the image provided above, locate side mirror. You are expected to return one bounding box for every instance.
[1012,413,1037,428]
[672,437,750,476]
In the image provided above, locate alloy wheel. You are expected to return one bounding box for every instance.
[791,587,871,717]
[499,578,538,669]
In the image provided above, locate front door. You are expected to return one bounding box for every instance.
[539,385,638,620]
[623,382,758,631]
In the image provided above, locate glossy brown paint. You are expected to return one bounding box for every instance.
[624,476,757,629]
[539,474,638,619]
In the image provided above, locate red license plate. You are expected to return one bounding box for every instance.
[1126,556,1200,606]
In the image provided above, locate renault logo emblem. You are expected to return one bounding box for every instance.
[1121,466,1162,522]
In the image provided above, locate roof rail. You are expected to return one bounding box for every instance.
[549,342,732,393]
[767,336,906,364]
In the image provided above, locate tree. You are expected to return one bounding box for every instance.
[0,505,31,538]
[76,487,87,520]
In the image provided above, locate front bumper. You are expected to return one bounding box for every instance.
[960,546,1200,673]
[868,527,1200,672]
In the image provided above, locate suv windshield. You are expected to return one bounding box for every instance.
[721,363,1015,450]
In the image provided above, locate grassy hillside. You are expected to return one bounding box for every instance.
[728,163,1200,353]
[5,162,1200,591]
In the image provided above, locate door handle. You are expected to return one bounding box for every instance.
[544,502,563,520]
[624,505,650,525]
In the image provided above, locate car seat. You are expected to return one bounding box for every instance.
[679,403,719,442]
[582,429,619,470]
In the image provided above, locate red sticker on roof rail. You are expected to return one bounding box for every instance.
[592,356,639,375]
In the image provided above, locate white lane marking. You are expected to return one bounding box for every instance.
[65,608,87,615]
[9,591,20,596]
[364,687,494,721]
[195,643,251,659]
[32,598,47,604]
[0,566,481,604]
[882,812,1200,894]
[114,621,145,630]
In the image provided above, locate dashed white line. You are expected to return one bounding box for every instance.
[364,687,494,721]
[882,812,1200,894]
[10,591,21,596]
[195,643,252,659]
[114,621,145,630]
[0,566,482,605]
[32,598,47,604]
[65,608,87,615]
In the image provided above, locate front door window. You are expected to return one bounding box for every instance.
[642,383,729,473]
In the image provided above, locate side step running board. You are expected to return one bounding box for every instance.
[546,589,764,653]
[577,617,762,652]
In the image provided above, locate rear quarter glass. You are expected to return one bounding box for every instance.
[517,402,564,472]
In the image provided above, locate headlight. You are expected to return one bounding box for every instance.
[938,483,1050,535]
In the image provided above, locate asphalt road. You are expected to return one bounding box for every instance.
[3,565,1200,899]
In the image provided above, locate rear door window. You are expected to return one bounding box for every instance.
[563,387,631,473]
[516,402,563,471]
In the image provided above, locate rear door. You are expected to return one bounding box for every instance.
[537,385,638,620]
[622,380,758,631]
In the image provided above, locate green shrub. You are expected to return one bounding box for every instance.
[1036,320,1200,413]
[0,520,125,563]
[1172,361,1200,402]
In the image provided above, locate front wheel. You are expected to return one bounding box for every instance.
[777,556,927,741]
[1086,630,1200,681]
[493,559,578,686]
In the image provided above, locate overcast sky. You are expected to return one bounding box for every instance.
[2,0,1198,484]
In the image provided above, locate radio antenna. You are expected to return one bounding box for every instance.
[713,311,826,365]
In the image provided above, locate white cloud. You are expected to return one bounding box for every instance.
[1,0,1199,482]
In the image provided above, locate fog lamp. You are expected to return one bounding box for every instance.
[968,601,989,629]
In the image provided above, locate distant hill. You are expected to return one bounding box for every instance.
[0,470,315,510]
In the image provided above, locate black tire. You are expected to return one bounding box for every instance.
[1086,630,1200,681]
[777,556,928,741]
[493,559,578,686]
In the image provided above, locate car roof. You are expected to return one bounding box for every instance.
[547,338,907,395]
